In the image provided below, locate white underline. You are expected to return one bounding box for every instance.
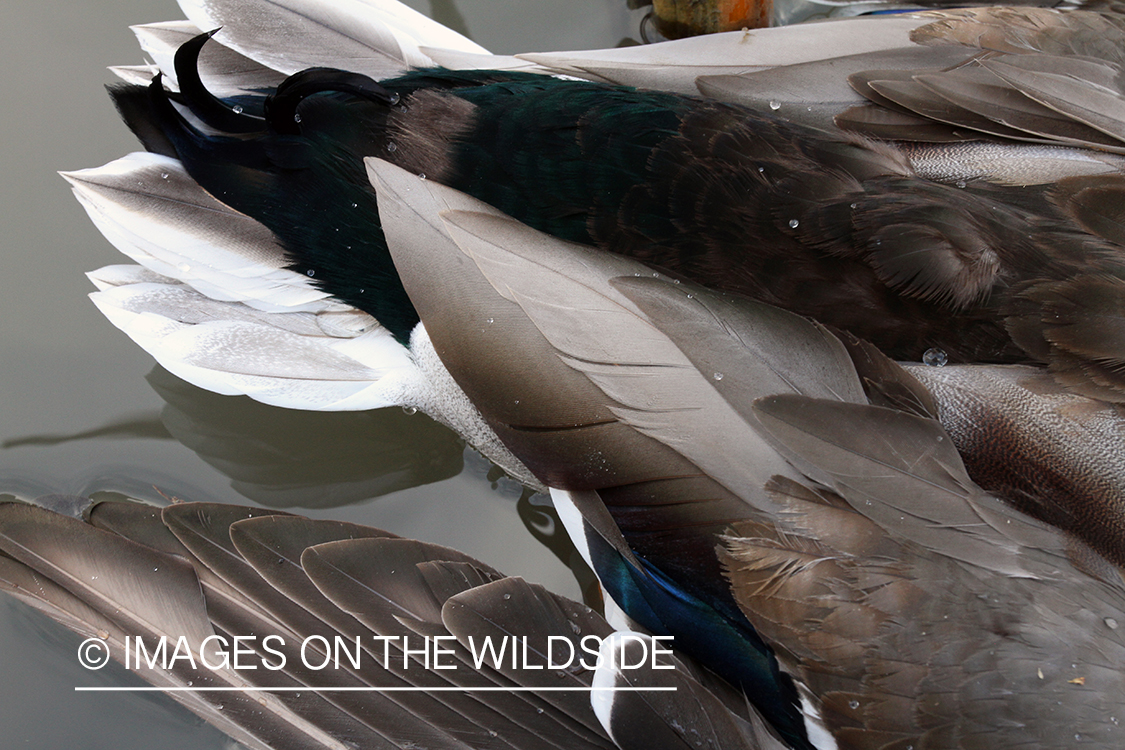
[76,686,677,692]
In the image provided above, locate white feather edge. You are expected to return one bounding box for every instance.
[797,687,840,750]
[176,0,487,76]
[129,21,201,90]
[513,15,929,93]
[549,488,637,632]
[113,0,941,113]
[87,273,539,486]
[589,631,654,742]
[63,153,336,313]
[89,279,410,406]
[108,63,160,86]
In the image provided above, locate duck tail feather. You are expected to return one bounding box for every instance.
[87,280,415,411]
[63,153,330,312]
[0,500,359,750]
[176,0,487,78]
[129,20,286,98]
[750,395,1072,576]
[165,503,561,749]
[64,149,417,411]
[301,536,502,636]
[441,576,616,743]
[301,536,618,749]
[1053,173,1125,248]
[983,55,1125,150]
[516,15,926,94]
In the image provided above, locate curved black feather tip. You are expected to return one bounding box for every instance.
[174,29,266,134]
[267,68,401,135]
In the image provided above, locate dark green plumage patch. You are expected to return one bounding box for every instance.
[118,61,1125,380]
[118,67,698,344]
[437,77,693,244]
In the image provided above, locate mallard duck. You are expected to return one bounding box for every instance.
[31,152,1125,750]
[5,190,1125,744]
[70,1,1125,414]
[53,4,1125,745]
[66,2,1125,532]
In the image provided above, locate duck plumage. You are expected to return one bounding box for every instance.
[77,3,1125,403]
[66,0,1125,520]
[40,1,1125,748]
[7,176,1125,745]
[370,159,1125,748]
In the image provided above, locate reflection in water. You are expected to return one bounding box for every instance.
[3,366,467,510]
[147,367,466,509]
[519,491,602,609]
[2,415,172,447]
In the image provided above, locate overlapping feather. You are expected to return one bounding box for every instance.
[724,394,1125,748]
[368,161,1125,749]
[69,0,1125,419]
[0,496,767,750]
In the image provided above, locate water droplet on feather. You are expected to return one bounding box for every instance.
[923,348,948,367]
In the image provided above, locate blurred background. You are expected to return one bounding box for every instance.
[0,1,646,746]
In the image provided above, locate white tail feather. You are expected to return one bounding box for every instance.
[64,153,337,313]
[130,21,201,88]
[516,16,925,93]
[90,280,417,410]
[176,0,488,78]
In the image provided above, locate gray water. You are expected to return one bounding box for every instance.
[0,1,645,746]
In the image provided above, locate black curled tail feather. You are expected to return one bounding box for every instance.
[104,32,426,344]
[266,68,401,134]
[173,29,266,133]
